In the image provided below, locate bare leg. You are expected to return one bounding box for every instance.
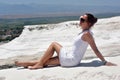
[15,57,60,68]
[28,42,62,69]
[15,61,38,68]
[45,56,60,66]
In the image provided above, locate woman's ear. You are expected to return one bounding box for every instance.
[88,23,92,27]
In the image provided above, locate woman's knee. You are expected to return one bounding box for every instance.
[51,42,62,47]
[51,42,58,46]
[50,42,62,53]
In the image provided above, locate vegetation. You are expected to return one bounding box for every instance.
[0,16,79,42]
[0,12,120,42]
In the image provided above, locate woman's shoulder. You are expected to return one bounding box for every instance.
[82,30,94,41]
[83,30,93,36]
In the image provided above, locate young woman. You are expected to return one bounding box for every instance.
[15,13,116,69]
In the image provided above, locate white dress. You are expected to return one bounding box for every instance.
[59,30,93,67]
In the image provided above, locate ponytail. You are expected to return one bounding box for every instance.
[85,13,97,27]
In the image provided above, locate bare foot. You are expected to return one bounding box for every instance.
[15,61,22,66]
[28,63,43,70]
[15,61,38,68]
[15,61,26,68]
[105,62,117,66]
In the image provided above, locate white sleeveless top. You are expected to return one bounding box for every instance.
[59,30,93,67]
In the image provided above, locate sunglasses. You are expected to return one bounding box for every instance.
[80,18,87,22]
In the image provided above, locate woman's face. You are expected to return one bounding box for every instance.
[79,15,90,30]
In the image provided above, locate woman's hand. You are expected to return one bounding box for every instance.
[105,62,117,66]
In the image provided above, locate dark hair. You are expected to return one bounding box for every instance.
[85,13,97,27]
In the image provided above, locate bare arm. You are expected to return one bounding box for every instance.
[82,32,117,66]
[82,32,106,61]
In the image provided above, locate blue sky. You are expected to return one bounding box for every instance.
[0,0,120,15]
[0,0,120,6]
